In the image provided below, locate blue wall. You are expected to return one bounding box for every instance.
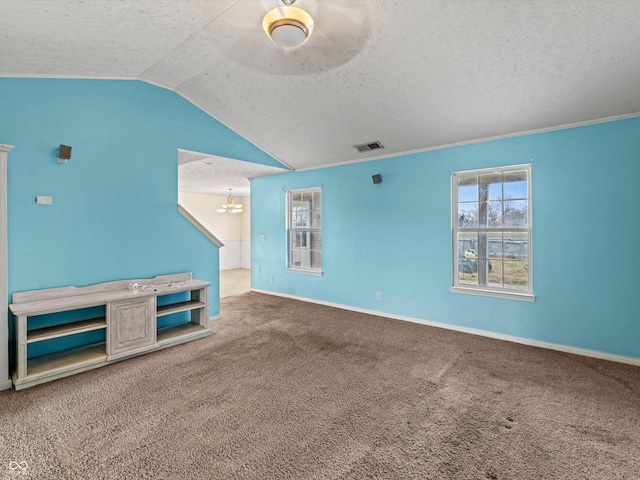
[1,78,282,315]
[251,116,640,360]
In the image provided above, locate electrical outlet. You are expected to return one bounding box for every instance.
[376,291,382,300]
[269,276,273,283]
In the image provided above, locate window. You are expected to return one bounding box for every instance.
[451,165,533,301]
[287,188,322,274]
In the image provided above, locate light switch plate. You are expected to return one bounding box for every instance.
[36,196,53,205]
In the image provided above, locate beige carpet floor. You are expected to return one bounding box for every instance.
[1,292,639,479]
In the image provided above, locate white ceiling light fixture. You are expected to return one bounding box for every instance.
[263,0,314,49]
[217,189,243,214]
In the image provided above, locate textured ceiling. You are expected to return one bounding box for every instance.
[178,150,287,196]
[2,0,640,172]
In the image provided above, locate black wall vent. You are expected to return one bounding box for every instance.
[354,141,384,153]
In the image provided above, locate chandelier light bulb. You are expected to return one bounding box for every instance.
[217,189,243,214]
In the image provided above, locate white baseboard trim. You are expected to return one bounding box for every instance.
[0,378,13,391]
[251,289,640,368]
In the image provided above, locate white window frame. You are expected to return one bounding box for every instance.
[286,187,322,276]
[451,164,534,302]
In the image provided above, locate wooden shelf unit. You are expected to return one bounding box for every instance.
[10,272,210,390]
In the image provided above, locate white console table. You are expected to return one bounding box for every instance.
[10,272,210,390]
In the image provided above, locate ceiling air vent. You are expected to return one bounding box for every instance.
[354,141,384,153]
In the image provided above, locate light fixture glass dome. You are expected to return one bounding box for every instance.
[263,6,314,48]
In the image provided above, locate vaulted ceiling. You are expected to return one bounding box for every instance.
[3,0,640,171]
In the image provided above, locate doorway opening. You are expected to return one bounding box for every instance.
[177,149,286,301]
[220,268,251,298]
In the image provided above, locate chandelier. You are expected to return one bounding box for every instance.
[217,189,243,214]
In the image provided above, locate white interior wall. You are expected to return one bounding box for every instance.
[178,192,250,270]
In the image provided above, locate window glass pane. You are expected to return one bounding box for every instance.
[291,189,309,227]
[487,259,503,288]
[478,201,489,228]
[457,232,478,285]
[481,258,497,284]
[458,202,478,227]
[479,173,503,201]
[291,232,303,248]
[457,232,478,257]
[503,260,529,290]
[504,171,528,200]
[488,201,503,227]
[457,176,477,203]
[503,200,528,227]
[484,233,501,287]
[476,233,491,286]
[311,207,321,228]
[311,251,322,269]
[291,246,312,268]
[503,232,529,260]
[489,183,502,200]
[495,231,530,290]
[310,231,322,249]
[457,263,478,285]
[487,232,503,259]
[289,248,300,268]
[293,209,308,228]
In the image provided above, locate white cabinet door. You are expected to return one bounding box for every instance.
[107,297,156,360]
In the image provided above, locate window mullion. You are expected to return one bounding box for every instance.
[456,228,530,233]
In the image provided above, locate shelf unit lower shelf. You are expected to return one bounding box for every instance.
[14,343,108,388]
[157,322,210,346]
[13,323,211,390]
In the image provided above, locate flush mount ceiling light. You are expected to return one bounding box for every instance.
[263,0,314,48]
[217,189,243,214]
